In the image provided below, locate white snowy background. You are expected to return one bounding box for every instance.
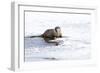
[24,12,91,61]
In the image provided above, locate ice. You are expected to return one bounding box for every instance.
[25,36,90,61]
[24,12,91,61]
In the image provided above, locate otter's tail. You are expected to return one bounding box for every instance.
[25,34,43,38]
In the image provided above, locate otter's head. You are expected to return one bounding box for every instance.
[55,26,61,37]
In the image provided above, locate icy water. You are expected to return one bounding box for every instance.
[24,36,91,62]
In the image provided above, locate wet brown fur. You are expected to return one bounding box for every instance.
[42,26,62,45]
[30,26,62,45]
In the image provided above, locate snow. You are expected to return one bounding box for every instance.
[24,12,91,61]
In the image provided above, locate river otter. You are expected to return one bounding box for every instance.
[29,26,62,45]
